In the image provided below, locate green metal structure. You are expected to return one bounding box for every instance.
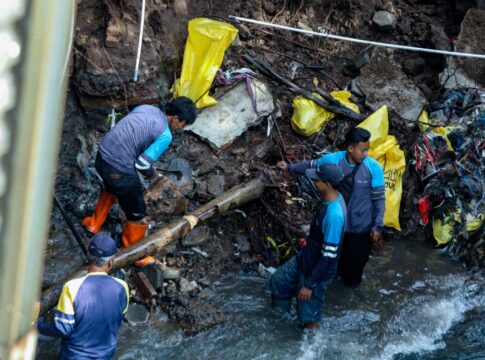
[0,1,77,358]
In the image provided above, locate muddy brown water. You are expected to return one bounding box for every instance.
[36,240,484,360]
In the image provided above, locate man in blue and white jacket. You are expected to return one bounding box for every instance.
[269,163,347,329]
[277,127,385,286]
[38,234,129,359]
[82,97,197,266]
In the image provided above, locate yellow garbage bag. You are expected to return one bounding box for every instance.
[418,110,431,132]
[368,135,397,159]
[431,127,454,151]
[357,105,388,148]
[465,213,484,232]
[432,211,484,245]
[291,94,332,137]
[380,143,406,230]
[419,110,454,150]
[357,105,406,231]
[173,18,238,108]
[291,91,359,137]
[433,217,455,245]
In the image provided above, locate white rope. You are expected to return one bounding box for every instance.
[133,0,146,81]
[228,15,485,59]
[109,108,116,128]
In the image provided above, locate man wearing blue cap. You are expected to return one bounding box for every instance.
[269,163,347,329]
[37,234,129,359]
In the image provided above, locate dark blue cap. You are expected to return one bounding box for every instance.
[88,233,119,257]
[305,163,344,186]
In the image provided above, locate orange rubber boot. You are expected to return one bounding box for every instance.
[121,221,153,267]
[82,190,116,234]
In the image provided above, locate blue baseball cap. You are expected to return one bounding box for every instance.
[305,163,344,186]
[88,233,119,257]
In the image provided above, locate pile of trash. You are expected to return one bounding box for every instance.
[414,88,485,268]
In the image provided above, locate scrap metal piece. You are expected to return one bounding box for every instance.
[133,272,157,303]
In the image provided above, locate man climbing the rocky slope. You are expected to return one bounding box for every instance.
[37,234,129,359]
[82,97,197,266]
[269,163,347,329]
[277,127,385,286]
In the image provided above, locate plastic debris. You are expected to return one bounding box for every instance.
[414,88,485,266]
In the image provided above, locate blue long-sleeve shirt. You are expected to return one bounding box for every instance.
[288,151,386,234]
[297,194,347,290]
[99,105,172,177]
[38,272,129,360]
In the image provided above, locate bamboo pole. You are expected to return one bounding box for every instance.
[40,177,266,314]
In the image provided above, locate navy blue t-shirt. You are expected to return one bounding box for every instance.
[38,272,129,359]
[297,194,347,289]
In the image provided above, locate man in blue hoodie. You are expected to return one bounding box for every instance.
[269,163,347,329]
[277,127,385,286]
[82,97,197,266]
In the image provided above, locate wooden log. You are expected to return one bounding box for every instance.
[243,54,365,122]
[40,177,266,314]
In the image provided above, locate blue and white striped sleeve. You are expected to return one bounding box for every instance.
[304,206,344,289]
[322,217,343,252]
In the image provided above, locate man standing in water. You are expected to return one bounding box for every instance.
[269,164,347,329]
[277,127,385,286]
[81,97,197,266]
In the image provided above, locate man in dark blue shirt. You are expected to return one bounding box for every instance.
[38,234,129,359]
[82,97,196,266]
[269,163,347,329]
[277,127,385,286]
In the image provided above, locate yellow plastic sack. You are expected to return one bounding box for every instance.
[172,18,238,108]
[291,91,359,137]
[418,110,431,132]
[357,106,389,148]
[419,110,454,150]
[357,105,406,231]
[465,213,484,232]
[380,144,406,230]
[432,212,484,245]
[431,127,454,151]
[433,218,455,245]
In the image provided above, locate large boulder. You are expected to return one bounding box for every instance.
[357,49,426,123]
[440,9,485,89]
